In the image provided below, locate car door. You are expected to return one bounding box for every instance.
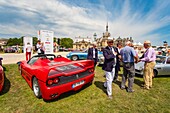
[79,50,88,59]
[22,63,33,83]
[163,57,170,75]
[22,58,38,84]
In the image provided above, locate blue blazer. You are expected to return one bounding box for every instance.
[102,46,117,72]
[87,48,98,63]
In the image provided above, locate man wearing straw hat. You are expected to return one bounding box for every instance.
[102,37,118,99]
[139,40,156,90]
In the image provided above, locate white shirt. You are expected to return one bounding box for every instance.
[118,48,121,53]
[111,47,117,66]
[93,48,95,58]
[26,45,32,52]
[36,44,41,53]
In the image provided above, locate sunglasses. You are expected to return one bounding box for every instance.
[108,42,113,43]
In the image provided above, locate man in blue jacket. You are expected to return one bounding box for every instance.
[87,42,98,67]
[102,38,118,99]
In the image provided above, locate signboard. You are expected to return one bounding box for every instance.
[23,37,33,53]
[38,30,54,54]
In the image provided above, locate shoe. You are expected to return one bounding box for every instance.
[108,95,113,100]
[103,84,107,89]
[141,84,145,87]
[127,89,135,93]
[141,86,149,90]
[120,86,126,90]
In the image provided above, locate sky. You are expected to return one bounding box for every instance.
[0,0,170,45]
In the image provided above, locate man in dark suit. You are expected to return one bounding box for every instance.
[102,38,117,99]
[87,42,98,67]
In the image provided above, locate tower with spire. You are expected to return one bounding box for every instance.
[95,22,111,47]
[103,22,110,39]
[106,22,108,32]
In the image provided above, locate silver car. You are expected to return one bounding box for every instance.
[135,55,170,76]
[98,54,104,65]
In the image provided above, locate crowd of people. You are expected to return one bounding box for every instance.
[87,38,156,99]
[25,40,45,61]
[25,38,157,100]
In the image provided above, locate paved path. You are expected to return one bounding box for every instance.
[0,52,69,64]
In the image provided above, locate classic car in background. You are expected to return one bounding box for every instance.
[0,58,4,93]
[18,54,95,100]
[4,46,16,53]
[135,55,170,77]
[66,49,103,61]
[98,54,104,65]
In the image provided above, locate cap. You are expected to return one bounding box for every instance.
[107,37,113,42]
[144,40,151,44]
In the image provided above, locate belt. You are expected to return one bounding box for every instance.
[145,61,153,63]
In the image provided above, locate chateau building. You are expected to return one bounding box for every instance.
[73,23,134,50]
[114,36,133,47]
[73,37,92,50]
[96,23,133,47]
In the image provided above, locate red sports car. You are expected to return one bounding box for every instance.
[0,58,4,93]
[18,54,94,100]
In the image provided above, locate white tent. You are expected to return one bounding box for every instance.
[138,42,143,46]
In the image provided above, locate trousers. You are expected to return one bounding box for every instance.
[26,52,31,61]
[104,68,115,96]
[121,62,135,91]
[143,62,156,88]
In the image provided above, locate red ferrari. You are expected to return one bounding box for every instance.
[0,58,4,93]
[18,54,94,100]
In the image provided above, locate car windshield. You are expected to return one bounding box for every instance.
[83,50,88,53]
[156,56,166,64]
[27,57,39,65]
[157,47,166,51]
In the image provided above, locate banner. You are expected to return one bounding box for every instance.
[23,37,33,53]
[38,30,54,54]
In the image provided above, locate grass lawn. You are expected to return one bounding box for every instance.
[0,64,170,113]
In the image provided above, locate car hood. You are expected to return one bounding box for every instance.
[67,52,87,55]
[135,62,144,70]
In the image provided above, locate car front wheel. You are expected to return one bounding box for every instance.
[19,65,22,75]
[32,77,41,98]
[153,70,158,78]
[71,55,78,61]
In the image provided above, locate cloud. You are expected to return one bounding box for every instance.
[0,0,170,45]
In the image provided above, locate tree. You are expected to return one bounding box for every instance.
[33,37,38,46]
[7,37,22,46]
[60,38,73,48]
[54,37,57,42]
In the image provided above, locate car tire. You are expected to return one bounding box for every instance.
[71,55,78,61]
[153,70,158,78]
[19,65,22,75]
[32,77,41,98]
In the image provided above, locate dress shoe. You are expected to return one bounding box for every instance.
[141,86,149,90]
[127,89,135,93]
[141,84,145,87]
[120,86,126,90]
[108,95,113,100]
[103,84,107,89]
